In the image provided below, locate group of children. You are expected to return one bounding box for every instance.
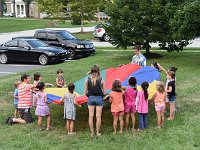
[13,64,177,134]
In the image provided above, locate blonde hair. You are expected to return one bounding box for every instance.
[90,64,100,87]
[14,81,21,88]
[156,81,165,93]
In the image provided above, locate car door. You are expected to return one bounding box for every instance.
[36,32,48,44]
[46,33,62,47]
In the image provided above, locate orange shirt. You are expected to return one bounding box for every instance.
[109,91,124,112]
[154,92,165,106]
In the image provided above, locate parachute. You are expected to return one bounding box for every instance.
[45,64,160,105]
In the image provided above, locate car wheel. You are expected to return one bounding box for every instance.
[0,53,8,64]
[67,48,76,60]
[102,34,110,42]
[38,54,48,65]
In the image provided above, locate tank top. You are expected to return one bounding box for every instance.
[154,92,165,106]
[87,76,103,96]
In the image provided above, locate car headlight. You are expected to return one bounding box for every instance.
[77,45,85,48]
[46,52,55,56]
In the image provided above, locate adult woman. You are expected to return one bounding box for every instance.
[84,65,106,136]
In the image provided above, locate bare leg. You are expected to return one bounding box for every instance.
[14,118,26,124]
[113,115,118,134]
[119,115,124,133]
[70,120,74,133]
[125,113,130,131]
[66,120,70,134]
[161,109,165,126]
[88,106,95,136]
[131,113,135,129]
[96,106,103,135]
[38,116,42,129]
[46,115,51,129]
[156,111,161,127]
[14,110,17,118]
[169,102,175,120]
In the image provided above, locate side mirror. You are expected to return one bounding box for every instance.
[25,46,31,50]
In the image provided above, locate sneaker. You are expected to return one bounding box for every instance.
[96,132,102,136]
[4,117,11,124]
[38,128,44,131]
[46,126,53,131]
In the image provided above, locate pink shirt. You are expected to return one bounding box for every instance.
[136,91,148,113]
[125,86,137,105]
[109,91,124,112]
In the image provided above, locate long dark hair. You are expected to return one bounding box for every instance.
[141,81,149,100]
[128,76,137,90]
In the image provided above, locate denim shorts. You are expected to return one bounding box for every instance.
[88,96,104,106]
[169,96,176,103]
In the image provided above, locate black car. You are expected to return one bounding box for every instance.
[34,30,95,60]
[0,39,68,65]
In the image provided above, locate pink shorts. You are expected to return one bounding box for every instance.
[112,111,124,116]
[124,104,136,113]
[155,105,165,111]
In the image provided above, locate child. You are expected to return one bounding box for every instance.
[136,81,149,131]
[149,81,166,128]
[35,82,51,131]
[56,69,66,88]
[109,80,124,134]
[60,83,81,135]
[13,81,20,118]
[122,76,137,131]
[166,71,176,120]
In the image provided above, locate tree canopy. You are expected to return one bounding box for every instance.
[105,0,200,52]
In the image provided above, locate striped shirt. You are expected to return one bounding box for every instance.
[18,82,32,109]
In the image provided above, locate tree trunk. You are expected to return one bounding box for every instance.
[0,0,3,17]
[13,0,16,17]
[80,13,83,32]
[145,41,150,53]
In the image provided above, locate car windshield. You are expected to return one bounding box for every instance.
[26,40,47,48]
[56,32,76,40]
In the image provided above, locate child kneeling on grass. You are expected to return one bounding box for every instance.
[109,80,124,134]
[60,83,81,135]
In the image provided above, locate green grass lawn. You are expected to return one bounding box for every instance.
[0,18,98,33]
[0,49,200,150]
[73,31,95,40]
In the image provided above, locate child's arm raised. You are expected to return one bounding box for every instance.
[157,63,168,75]
[74,94,81,107]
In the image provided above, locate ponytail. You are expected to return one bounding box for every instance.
[141,81,149,100]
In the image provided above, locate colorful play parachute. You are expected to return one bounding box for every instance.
[45,64,160,105]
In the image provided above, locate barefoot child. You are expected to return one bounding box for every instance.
[109,80,124,134]
[136,81,149,131]
[35,82,52,131]
[149,81,166,128]
[60,83,81,135]
[122,77,137,131]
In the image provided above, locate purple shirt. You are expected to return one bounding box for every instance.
[136,91,148,113]
[35,92,48,106]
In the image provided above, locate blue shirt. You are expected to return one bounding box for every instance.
[131,53,146,67]
[14,88,18,105]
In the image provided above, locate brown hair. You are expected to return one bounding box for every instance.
[112,80,122,92]
[57,69,63,74]
[168,71,175,79]
[68,83,75,94]
[34,72,41,81]
[141,81,149,100]
[90,64,100,87]
[156,81,165,93]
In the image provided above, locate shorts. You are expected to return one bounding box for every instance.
[169,96,176,103]
[14,104,18,110]
[88,96,104,106]
[18,108,33,123]
[112,111,124,116]
[165,97,169,103]
[124,104,136,113]
[155,105,165,111]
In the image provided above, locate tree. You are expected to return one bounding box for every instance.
[37,0,66,18]
[22,0,34,17]
[105,0,200,53]
[0,0,4,17]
